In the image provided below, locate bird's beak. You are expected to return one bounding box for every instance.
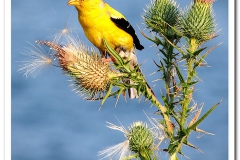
[68,0,80,6]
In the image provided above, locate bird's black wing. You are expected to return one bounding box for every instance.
[110,17,144,50]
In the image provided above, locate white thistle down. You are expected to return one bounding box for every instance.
[98,122,131,160]
[18,42,53,78]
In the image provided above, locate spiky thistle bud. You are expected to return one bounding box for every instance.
[98,118,165,160]
[127,121,154,158]
[180,0,216,45]
[144,0,179,38]
[37,40,116,99]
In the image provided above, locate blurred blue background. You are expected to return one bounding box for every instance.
[11,0,228,159]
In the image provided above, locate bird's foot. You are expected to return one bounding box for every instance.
[102,58,112,63]
[102,56,116,63]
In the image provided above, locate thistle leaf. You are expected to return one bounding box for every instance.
[187,100,221,130]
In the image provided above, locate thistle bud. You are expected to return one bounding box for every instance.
[127,121,154,157]
[144,0,179,38]
[180,1,216,44]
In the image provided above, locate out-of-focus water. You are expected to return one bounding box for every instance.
[12,0,228,159]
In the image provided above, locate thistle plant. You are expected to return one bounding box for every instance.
[140,0,219,159]
[18,0,221,159]
[101,0,220,159]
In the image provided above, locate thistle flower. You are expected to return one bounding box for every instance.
[18,42,53,78]
[37,38,116,99]
[144,0,179,38]
[98,119,165,160]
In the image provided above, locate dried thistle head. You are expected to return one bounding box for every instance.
[37,39,116,99]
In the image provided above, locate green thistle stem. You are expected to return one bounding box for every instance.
[139,150,152,160]
[189,38,198,53]
[181,59,193,126]
[108,72,128,79]
[181,38,198,126]
[169,153,178,160]
[144,82,174,135]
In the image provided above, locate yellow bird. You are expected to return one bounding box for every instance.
[68,0,144,99]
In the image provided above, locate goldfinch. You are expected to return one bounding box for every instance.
[68,0,144,99]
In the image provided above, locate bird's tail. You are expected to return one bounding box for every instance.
[125,79,139,99]
[128,69,155,99]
